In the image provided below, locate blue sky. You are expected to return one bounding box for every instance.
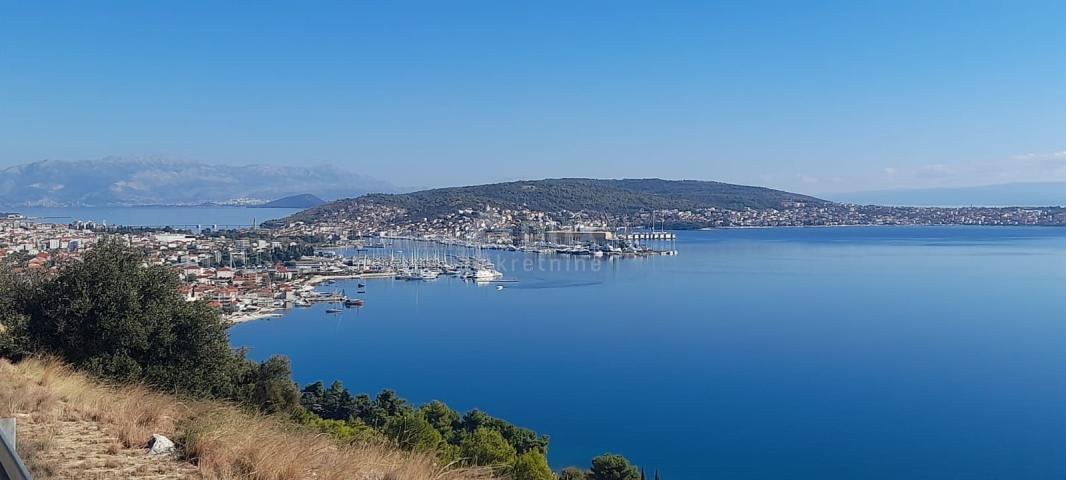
[2,1,1065,193]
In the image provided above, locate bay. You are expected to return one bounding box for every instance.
[229,226,1066,479]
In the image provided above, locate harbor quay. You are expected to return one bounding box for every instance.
[1,215,674,323]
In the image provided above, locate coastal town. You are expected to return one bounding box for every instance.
[0,214,657,323]
[0,216,340,322]
[4,200,1066,324]
[268,200,1066,240]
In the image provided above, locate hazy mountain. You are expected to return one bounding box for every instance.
[829,182,1066,207]
[0,158,396,207]
[279,178,827,225]
[252,194,326,209]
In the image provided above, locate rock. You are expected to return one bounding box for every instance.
[146,434,175,455]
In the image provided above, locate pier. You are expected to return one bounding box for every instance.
[616,232,676,241]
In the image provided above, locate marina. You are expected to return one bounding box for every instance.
[228,230,681,322]
[327,232,680,258]
[227,242,513,322]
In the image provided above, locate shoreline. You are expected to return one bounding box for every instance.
[228,310,284,324]
[228,272,393,325]
[304,271,394,286]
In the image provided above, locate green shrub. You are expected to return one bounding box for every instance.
[459,427,516,466]
[512,450,554,480]
[560,467,589,480]
[0,240,296,413]
[383,414,443,452]
[589,454,640,480]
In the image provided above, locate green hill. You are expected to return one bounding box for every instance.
[270,178,827,226]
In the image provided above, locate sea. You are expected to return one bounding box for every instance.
[225,226,1066,479]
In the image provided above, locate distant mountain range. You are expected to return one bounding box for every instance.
[0,158,396,207]
[278,178,827,225]
[829,182,1066,207]
[252,194,326,209]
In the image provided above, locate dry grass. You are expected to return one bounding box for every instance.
[0,357,498,480]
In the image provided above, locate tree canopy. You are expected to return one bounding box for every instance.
[512,450,554,480]
[0,240,298,411]
[589,454,641,480]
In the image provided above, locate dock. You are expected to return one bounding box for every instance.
[615,232,676,241]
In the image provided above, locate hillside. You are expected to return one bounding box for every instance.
[0,357,494,480]
[276,178,827,225]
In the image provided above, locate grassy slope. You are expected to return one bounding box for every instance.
[0,358,496,480]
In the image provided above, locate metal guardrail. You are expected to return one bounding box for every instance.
[0,418,32,480]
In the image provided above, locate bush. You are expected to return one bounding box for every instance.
[0,240,296,413]
[247,355,300,413]
[11,241,235,395]
[512,450,554,480]
[418,399,460,441]
[589,454,640,480]
[560,467,589,480]
[460,427,516,467]
[0,269,32,357]
[461,409,548,454]
[293,410,385,444]
[384,414,443,452]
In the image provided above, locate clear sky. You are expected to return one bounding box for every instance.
[2,1,1065,194]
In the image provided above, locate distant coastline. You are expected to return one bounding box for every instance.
[9,205,303,230]
[1,194,324,210]
[1,203,276,209]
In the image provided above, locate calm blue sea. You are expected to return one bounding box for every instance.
[230,226,1066,479]
[13,206,302,229]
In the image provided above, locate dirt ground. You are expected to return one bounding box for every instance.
[15,412,198,479]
